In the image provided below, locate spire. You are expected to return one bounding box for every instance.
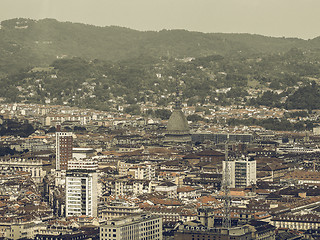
[174,80,182,110]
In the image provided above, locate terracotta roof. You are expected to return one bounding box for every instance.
[177,186,195,193]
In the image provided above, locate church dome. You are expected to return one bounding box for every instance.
[167,109,190,132]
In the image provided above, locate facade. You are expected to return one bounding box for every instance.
[272,214,320,230]
[155,181,178,199]
[177,186,199,200]
[65,169,98,217]
[100,200,142,220]
[111,178,152,196]
[100,214,162,240]
[174,225,253,240]
[72,147,95,160]
[192,133,253,144]
[21,137,52,152]
[56,130,73,171]
[0,157,45,183]
[175,219,275,240]
[3,222,46,240]
[127,164,155,180]
[223,156,256,188]
[68,158,98,170]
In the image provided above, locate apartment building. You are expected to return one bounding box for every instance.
[65,169,98,217]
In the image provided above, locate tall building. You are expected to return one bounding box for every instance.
[56,126,73,171]
[100,214,162,240]
[65,169,98,217]
[223,156,256,188]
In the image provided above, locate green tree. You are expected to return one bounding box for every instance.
[154,109,171,120]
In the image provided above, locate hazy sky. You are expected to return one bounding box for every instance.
[1,0,319,39]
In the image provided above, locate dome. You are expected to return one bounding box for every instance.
[167,109,190,132]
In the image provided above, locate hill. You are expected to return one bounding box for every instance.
[0,18,311,75]
[1,18,320,112]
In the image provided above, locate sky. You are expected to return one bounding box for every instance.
[1,0,319,39]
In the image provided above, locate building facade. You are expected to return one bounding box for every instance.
[223,156,256,188]
[68,158,98,170]
[100,200,142,220]
[100,214,162,240]
[0,157,45,183]
[56,130,73,171]
[65,169,98,217]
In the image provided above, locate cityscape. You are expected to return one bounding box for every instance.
[1,1,320,239]
[0,99,320,239]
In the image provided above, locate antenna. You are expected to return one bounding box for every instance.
[222,141,231,229]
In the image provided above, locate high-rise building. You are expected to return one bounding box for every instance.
[100,214,162,240]
[223,156,256,188]
[65,169,98,217]
[56,126,73,171]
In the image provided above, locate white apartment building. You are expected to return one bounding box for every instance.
[223,156,256,188]
[118,161,155,180]
[65,169,98,217]
[100,214,162,240]
[127,164,155,180]
[112,178,152,197]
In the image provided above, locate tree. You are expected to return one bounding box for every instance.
[124,105,141,115]
[187,114,204,122]
[154,109,171,120]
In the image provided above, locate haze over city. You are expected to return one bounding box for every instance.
[1,0,320,39]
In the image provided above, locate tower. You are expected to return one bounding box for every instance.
[55,125,73,171]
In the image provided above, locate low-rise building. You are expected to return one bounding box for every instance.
[272,214,320,230]
[100,214,162,240]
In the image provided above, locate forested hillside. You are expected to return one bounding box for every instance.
[1,18,320,111]
[0,18,311,74]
